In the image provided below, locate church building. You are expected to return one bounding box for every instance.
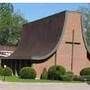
[1,11,90,78]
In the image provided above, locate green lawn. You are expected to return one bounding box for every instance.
[0,76,62,82]
[0,76,83,83]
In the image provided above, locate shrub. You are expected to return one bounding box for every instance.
[48,65,66,80]
[73,75,83,81]
[80,67,90,75]
[0,67,3,76]
[62,71,74,81]
[19,67,36,79]
[2,67,12,76]
[40,68,48,79]
[80,67,90,81]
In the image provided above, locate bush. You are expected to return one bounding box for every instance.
[2,67,12,76]
[19,67,36,79]
[62,71,74,81]
[80,67,90,76]
[48,65,66,80]
[80,67,90,81]
[73,75,82,81]
[0,67,3,76]
[40,68,48,79]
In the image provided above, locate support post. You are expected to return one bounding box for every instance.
[55,51,57,66]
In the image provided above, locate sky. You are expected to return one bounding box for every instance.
[13,3,88,22]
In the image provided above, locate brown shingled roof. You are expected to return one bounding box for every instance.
[2,11,66,60]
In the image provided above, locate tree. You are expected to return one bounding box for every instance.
[78,5,90,47]
[0,3,27,45]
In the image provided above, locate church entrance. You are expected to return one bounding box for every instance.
[1,59,32,75]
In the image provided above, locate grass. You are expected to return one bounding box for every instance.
[0,76,83,83]
[0,76,61,82]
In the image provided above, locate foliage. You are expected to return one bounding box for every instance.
[19,67,36,79]
[48,65,66,80]
[62,71,74,81]
[0,67,3,76]
[2,67,13,76]
[73,75,82,81]
[40,68,48,79]
[78,5,90,47]
[80,67,90,76]
[0,3,27,45]
[80,67,90,81]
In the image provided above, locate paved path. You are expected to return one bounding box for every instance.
[0,81,90,90]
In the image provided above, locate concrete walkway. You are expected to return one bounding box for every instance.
[0,81,90,90]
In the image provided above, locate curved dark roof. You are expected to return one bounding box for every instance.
[2,11,66,60]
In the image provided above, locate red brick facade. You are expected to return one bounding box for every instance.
[34,12,90,78]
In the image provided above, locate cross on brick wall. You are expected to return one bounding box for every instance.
[66,30,80,72]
